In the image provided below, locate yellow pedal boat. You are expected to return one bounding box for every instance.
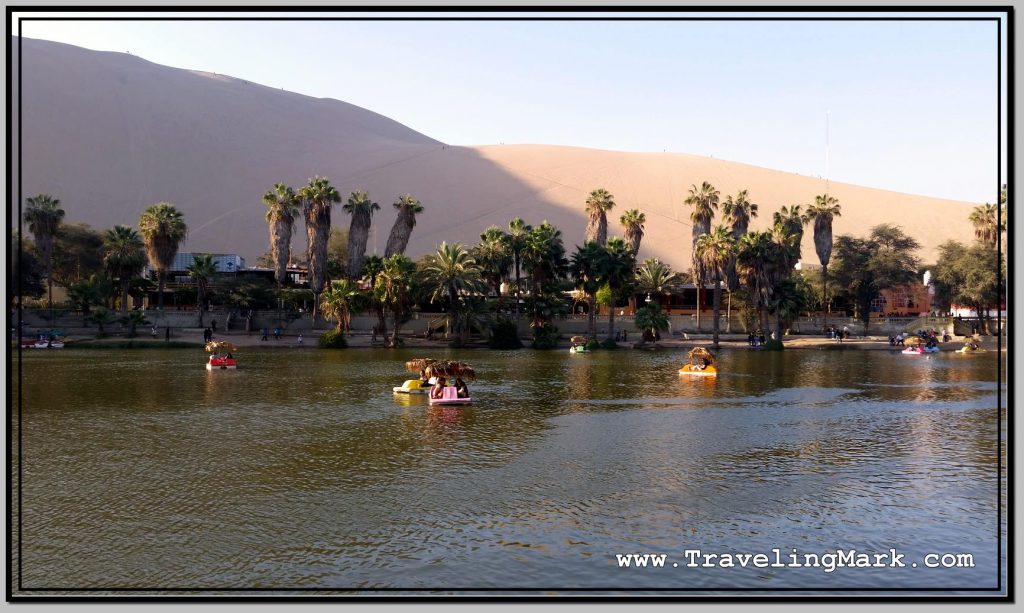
[679,347,717,376]
[393,379,432,394]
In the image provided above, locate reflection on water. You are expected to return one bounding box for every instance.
[14,346,1005,593]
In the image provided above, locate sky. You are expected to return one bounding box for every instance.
[17,11,1008,204]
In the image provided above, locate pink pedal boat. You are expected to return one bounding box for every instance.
[428,386,472,405]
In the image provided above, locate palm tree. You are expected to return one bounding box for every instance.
[320,278,363,335]
[571,241,606,339]
[384,194,424,257]
[521,221,569,327]
[585,188,616,245]
[694,226,736,347]
[24,194,65,315]
[772,205,808,263]
[138,202,187,311]
[375,254,419,346]
[297,176,341,322]
[186,254,217,326]
[736,231,778,336]
[969,202,1004,248]
[635,258,683,303]
[505,217,532,312]
[805,194,842,325]
[361,254,387,340]
[263,183,300,286]
[619,209,646,258]
[421,242,486,342]
[102,225,145,316]
[474,226,512,307]
[722,190,758,290]
[684,181,720,331]
[600,237,636,343]
[343,190,381,280]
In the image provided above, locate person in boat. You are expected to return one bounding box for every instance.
[419,369,428,384]
[226,352,233,359]
[430,377,447,399]
[455,377,470,398]
[693,358,706,371]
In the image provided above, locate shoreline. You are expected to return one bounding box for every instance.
[22,328,1004,352]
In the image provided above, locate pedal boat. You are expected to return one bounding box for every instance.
[679,347,717,376]
[394,379,432,394]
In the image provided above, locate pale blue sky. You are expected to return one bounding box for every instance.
[18,14,1008,203]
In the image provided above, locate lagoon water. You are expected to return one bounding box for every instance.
[13,346,1006,593]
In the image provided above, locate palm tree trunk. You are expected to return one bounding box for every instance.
[197,285,205,327]
[587,295,596,339]
[607,288,616,342]
[376,303,387,341]
[157,271,165,310]
[120,278,130,317]
[712,281,722,347]
[348,217,370,280]
[821,265,829,330]
[695,286,701,332]
[514,257,521,316]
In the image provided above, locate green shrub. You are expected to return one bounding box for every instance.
[585,338,600,350]
[317,330,348,348]
[489,317,523,349]
[531,323,560,350]
[599,338,619,350]
[763,338,784,351]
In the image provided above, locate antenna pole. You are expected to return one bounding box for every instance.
[825,110,831,194]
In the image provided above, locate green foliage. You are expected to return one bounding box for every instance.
[11,234,45,300]
[832,224,921,328]
[634,303,669,342]
[488,316,523,349]
[317,329,349,348]
[763,338,785,351]
[530,322,560,349]
[52,223,105,286]
[599,338,619,350]
[932,240,1005,318]
[221,276,277,311]
[585,338,600,350]
[86,305,118,337]
[326,226,349,280]
[120,311,151,338]
[67,274,113,314]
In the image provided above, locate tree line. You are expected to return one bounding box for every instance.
[16,181,1006,346]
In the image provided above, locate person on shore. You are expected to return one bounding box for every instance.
[203,327,212,343]
[151,325,158,339]
[297,333,304,345]
[455,377,470,398]
[274,327,281,340]
[261,327,269,341]
[430,377,447,399]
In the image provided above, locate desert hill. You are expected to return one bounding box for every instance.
[13,37,978,271]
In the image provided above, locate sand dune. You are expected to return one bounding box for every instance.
[13,37,978,271]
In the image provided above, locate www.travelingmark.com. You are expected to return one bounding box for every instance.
[615,549,976,573]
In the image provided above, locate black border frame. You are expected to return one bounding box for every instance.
[6,4,1013,603]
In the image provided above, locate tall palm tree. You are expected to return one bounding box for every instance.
[571,241,606,339]
[102,225,145,316]
[805,194,842,325]
[421,242,486,341]
[619,209,646,258]
[343,190,381,280]
[297,176,341,322]
[474,226,512,307]
[138,202,187,311]
[186,254,217,326]
[384,194,424,257]
[694,226,736,347]
[505,217,532,313]
[969,202,1004,248]
[772,204,808,263]
[263,183,300,327]
[585,188,616,245]
[684,181,720,331]
[320,278,363,335]
[24,194,65,314]
[722,190,758,290]
[600,237,636,343]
